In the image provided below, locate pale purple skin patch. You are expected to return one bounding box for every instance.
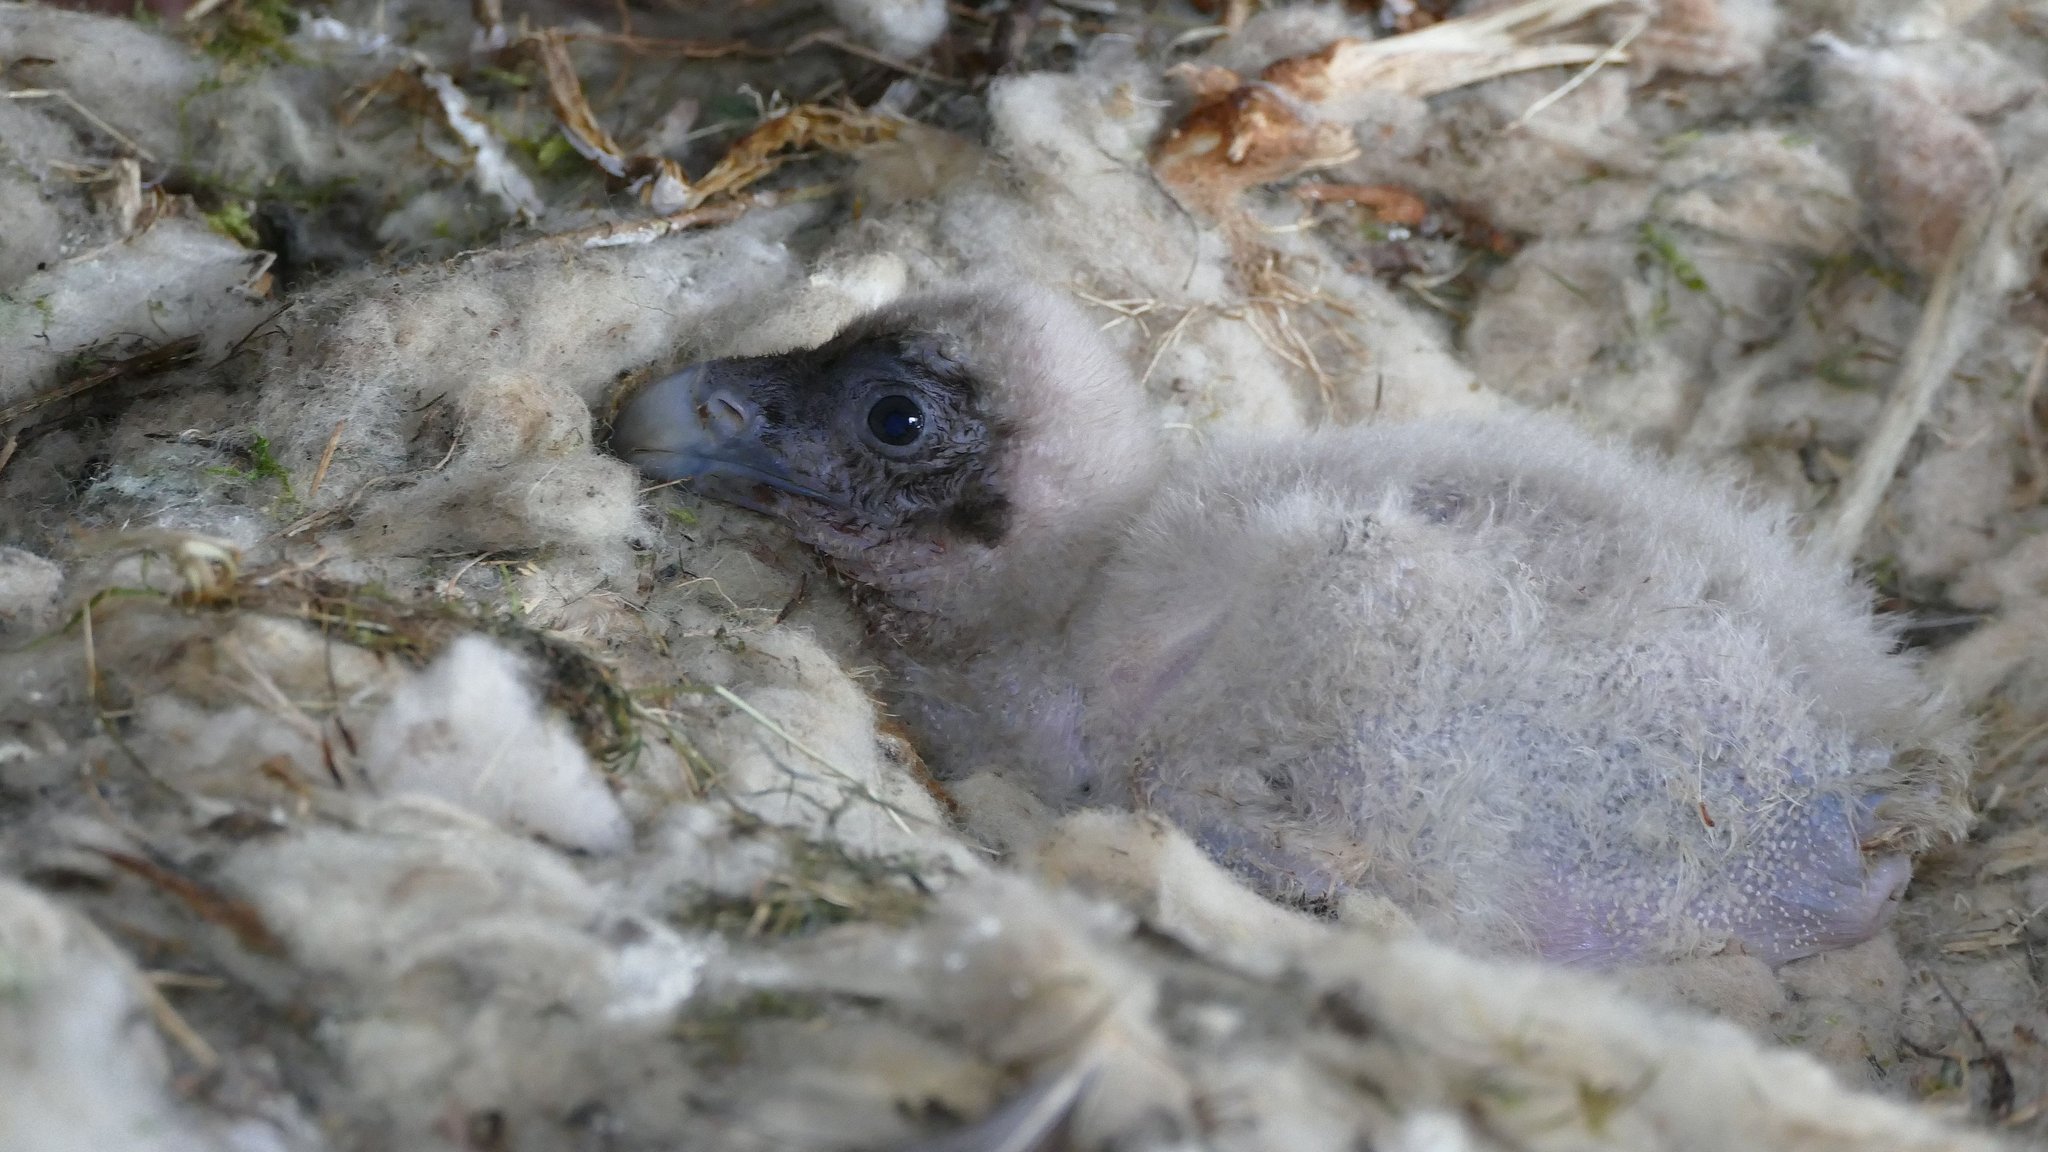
[1520,791,1912,967]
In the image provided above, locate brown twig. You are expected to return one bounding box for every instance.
[307,419,346,501]
[99,850,285,956]
[0,336,202,429]
[559,29,771,59]
[1930,973,2018,1121]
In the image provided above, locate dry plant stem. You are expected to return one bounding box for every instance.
[1822,167,2043,562]
[785,29,961,85]
[1510,11,1647,129]
[1824,225,1973,561]
[566,185,834,249]
[563,30,766,59]
[3,89,157,163]
[899,1056,1102,1152]
[0,336,202,428]
[308,419,347,501]
[1679,340,1802,458]
[711,684,921,835]
[133,969,220,1071]
[2014,335,2048,504]
[533,30,638,177]
[99,851,285,956]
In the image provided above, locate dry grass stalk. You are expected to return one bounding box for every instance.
[558,29,767,59]
[565,185,832,250]
[1823,163,2048,562]
[2,88,158,164]
[1238,250,1366,415]
[133,970,220,1072]
[307,419,346,501]
[99,851,284,956]
[0,336,202,430]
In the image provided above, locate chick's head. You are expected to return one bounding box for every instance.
[610,283,1161,620]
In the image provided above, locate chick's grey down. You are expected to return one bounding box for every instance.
[609,282,1972,967]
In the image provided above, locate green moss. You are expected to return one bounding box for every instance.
[186,0,302,68]
[1637,222,1708,294]
[207,434,296,502]
[508,131,584,179]
[202,201,261,247]
[477,65,533,90]
[1657,129,1703,158]
[1541,268,1595,305]
[703,93,762,123]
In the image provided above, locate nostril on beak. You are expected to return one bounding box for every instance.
[702,389,756,440]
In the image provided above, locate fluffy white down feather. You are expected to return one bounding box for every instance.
[359,635,631,854]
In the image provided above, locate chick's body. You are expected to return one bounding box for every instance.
[610,284,1970,968]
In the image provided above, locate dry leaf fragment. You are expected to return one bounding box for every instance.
[527,30,896,219]
[1153,0,1628,213]
[100,850,284,956]
[416,67,545,221]
[1293,181,1429,226]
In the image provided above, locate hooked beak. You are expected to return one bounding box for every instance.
[608,363,832,506]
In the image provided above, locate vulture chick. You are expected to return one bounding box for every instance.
[609,283,1970,967]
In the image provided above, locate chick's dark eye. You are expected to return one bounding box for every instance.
[866,394,925,447]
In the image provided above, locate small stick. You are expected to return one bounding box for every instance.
[2012,335,2048,503]
[562,29,769,59]
[0,336,202,428]
[1821,200,1985,561]
[308,419,347,501]
[132,971,220,1071]
[438,550,499,599]
[1931,972,2017,1121]
[1510,12,1646,129]
[4,89,157,163]
[81,597,100,714]
[785,29,961,85]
